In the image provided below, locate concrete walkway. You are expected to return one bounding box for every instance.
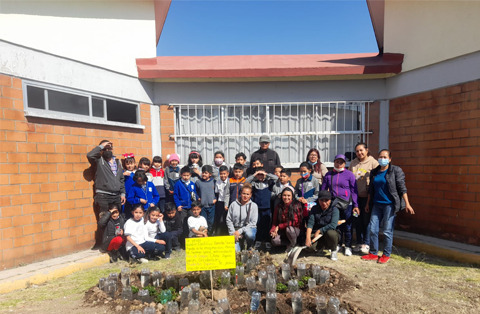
[0,250,108,294]
[0,231,478,294]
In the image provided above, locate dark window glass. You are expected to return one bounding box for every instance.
[92,98,104,117]
[26,86,45,109]
[106,99,137,124]
[48,89,89,115]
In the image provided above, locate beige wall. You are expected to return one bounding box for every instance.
[384,0,480,72]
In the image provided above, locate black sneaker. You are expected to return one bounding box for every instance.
[109,251,119,263]
[164,253,171,259]
[129,256,141,265]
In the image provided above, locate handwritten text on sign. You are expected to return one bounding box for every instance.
[185,236,236,272]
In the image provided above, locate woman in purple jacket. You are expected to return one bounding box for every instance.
[321,154,359,257]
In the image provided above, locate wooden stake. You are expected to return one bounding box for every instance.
[210,269,214,300]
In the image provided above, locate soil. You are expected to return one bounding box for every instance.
[84,253,358,313]
[1,246,479,313]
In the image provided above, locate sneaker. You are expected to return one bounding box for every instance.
[330,250,338,261]
[353,245,362,253]
[360,245,370,255]
[361,253,379,261]
[151,255,161,261]
[139,258,149,264]
[254,241,262,250]
[109,251,118,263]
[377,255,390,264]
[129,257,141,265]
[265,242,272,252]
[164,253,171,259]
[344,247,352,256]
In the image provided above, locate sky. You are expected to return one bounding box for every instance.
[156,0,378,56]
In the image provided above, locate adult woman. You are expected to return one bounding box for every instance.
[349,143,379,254]
[321,154,358,257]
[270,187,303,251]
[362,149,414,264]
[306,148,328,185]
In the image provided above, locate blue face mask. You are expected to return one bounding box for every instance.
[378,158,390,167]
[308,161,317,166]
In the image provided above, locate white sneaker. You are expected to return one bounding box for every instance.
[344,247,352,256]
[360,245,370,255]
[330,250,338,261]
[139,258,149,263]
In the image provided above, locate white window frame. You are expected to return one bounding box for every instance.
[22,80,144,129]
[173,102,372,168]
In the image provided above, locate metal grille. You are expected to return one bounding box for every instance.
[174,102,371,167]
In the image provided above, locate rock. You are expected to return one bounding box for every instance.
[356,282,363,289]
[329,283,334,287]
[115,305,123,312]
[104,300,109,304]
[157,303,164,311]
[149,302,156,308]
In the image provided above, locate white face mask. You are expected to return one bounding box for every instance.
[334,167,345,172]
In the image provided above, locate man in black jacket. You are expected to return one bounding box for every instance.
[87,140,125,249]
[249,135,281,174]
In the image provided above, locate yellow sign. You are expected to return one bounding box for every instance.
[185,236,236,272]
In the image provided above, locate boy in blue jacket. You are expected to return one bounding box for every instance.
[173,166,198,215]
[127,170,160,210]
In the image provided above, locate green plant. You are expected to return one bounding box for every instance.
[169,287,179,300]
[145,285,157,296]
[131,286,139,294]
[298,281,305,289]
[276,282,288,293]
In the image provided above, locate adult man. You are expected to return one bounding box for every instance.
[87,140,125,249]
[249,135,281,174]
[305,190,341,261]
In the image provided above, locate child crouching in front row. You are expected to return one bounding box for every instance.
[98,204,126,263]
[144,206,173,259]
[124,204,166,264]
[163,202,184,250]
[187,201,208,238]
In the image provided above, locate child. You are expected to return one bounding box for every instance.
[295,162,320,218]
[226,183,258,251]
[163,202,184,250]
[247,157,263,177]
[273,165,284,178]
[173,166,198,214]
[144,206,172,259]
[122,153,137,218]
[271,168,294,209]
[149,156,166,212]
[212,151,229,180]
[246,167,278,251]
[187,201,209,237]
[214,165,230,236]
[98,204,126,262]
[164,153,181,202]
[138,157,153,182]
[195,165,217,235]
[229,163,246,205]
[187,151,203,183]
[124,204,164,264]
[127,170,160,211]
[231,152,248,178]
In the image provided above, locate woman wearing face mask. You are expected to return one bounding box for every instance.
[362,149,414,264]
[306,148,328,185]
[349,143,379,255]
[321,154,358,257]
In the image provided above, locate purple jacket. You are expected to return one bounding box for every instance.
[321,169,358,208]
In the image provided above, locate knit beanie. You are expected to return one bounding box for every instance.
[169,153,180,163]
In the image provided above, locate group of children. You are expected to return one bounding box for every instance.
[99,149,349,264]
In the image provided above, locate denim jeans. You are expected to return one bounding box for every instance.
[201,205,215,235]
[368,203,395,257]
[155,232,173,254]
[337,204,353,247]
[129,241,165,259]
[256,208,272,243]
[235,227,257,252]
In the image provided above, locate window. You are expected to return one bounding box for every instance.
[174,102,371,168]
[23,82,142,128]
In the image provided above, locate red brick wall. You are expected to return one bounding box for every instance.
[0,74,153,269]
[390,79,480,245]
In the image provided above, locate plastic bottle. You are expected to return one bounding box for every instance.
[292,292,302,314]
[121,268,131,287]
[235,265,245,286]
[319,269,330,284]
[166,275,177,290]
[267,264,277,280]
[266,277,276,293]
[258,270,267,288]
[308,278,316,289]
[165,301,179,314]
[288,279,299,293]
[122,286,133,300]
[218,298,231,314]
[137,289,150,303]
[143,307,156,314]
[246,276,256,295]
[188,299,200,313]
[281,263,291,281]
[311,265,321,283]
[297,263,306,278]
[315,295,327,314]
[250,291,261,312]
[266,292,277,314]
[190,282,200,300]
[140,269,150,287]
[180,286,192,309]
[179,278,189,290]
[152,271,162,287]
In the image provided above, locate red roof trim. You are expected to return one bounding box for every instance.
[136,53,403,81]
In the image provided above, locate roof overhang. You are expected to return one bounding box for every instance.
[136,53,404,82]
[366,0,385,53]
[154,0,172,44]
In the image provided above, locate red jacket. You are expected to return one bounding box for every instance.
[270,201,303,233]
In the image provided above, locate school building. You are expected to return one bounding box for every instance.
[0,0,479,269]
